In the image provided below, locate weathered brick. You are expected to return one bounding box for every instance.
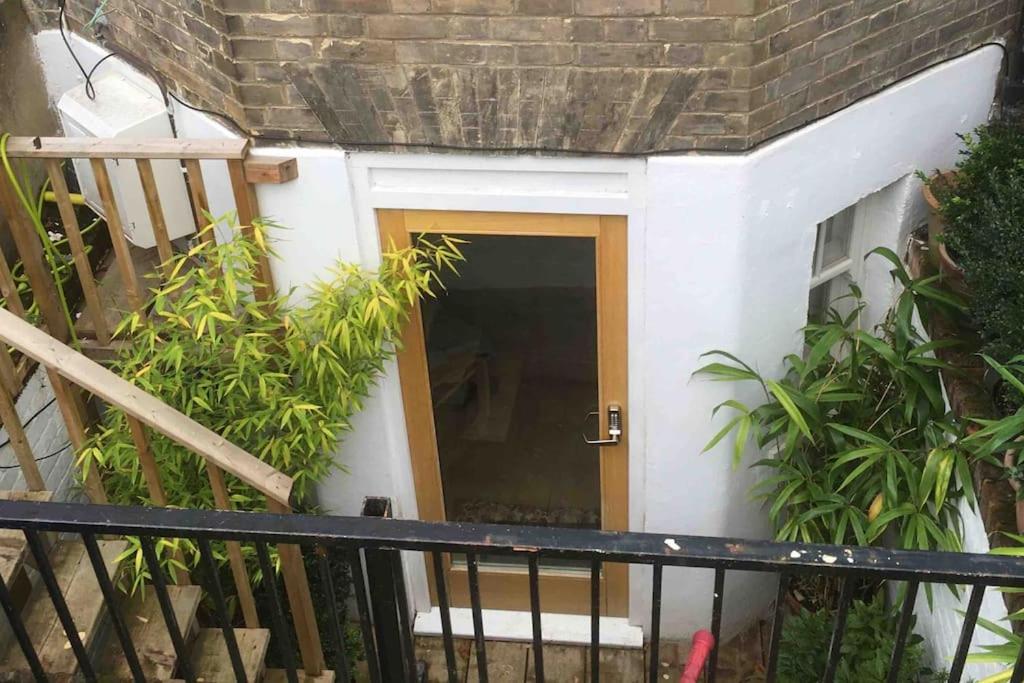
[664,0,708,12]
[577,43,661,66]
[516,43,574,64]
[603,18,647,42]
[448,16,489,39]
[490,17,565,41]
[319,38,396,60]
[367,14,448,38]
[231,37,277,59]
[390,0,430,9]
[515,0,573,13]
[574,0,661,16]
[303,0,388,11]
[239,82,289,105]
[706,0,761,15]
[277,38,315,58]
[431,0,514,13]
[245,13,329,37]
[567,18,603,41]
[649,17,734,41]
[665,44,704,65]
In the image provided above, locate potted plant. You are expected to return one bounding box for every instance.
[921,170,967,296]
[921,121,1024,302]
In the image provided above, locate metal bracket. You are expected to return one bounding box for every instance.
[583,404,622,446]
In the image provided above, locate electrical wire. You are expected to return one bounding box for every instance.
[0,396,58,451]
[58,0,116,100]
[0,443,72,471]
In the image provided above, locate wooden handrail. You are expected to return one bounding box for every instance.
[0,307,293,506]
[2,137,249,159]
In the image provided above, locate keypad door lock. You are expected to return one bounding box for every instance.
[583,404,623,446]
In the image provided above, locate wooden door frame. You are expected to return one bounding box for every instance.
[377,209,629,617]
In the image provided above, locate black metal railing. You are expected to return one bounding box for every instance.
[0,498,1023,683]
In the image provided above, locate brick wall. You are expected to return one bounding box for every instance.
[23,0,1020,152]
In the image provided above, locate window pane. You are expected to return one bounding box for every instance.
[819,205,856,269]
[808,283,830,324]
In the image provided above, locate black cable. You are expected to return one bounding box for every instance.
[0,443,71,471]
[58,0,116,101]
[0,396,58,451]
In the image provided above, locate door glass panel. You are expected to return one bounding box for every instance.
[419,234,600,570]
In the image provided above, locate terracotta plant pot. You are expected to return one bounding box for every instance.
[922,171,969,298]
[1003,450,1024,533]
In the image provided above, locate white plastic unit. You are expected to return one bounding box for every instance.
[57,72,194,249]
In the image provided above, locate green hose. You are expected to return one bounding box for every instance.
[1,133,79,347]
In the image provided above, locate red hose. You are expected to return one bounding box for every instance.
[680,629,715,683]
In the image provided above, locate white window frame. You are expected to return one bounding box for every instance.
[809,203,869,319]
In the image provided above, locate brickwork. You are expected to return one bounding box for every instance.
[22,0,1021,152]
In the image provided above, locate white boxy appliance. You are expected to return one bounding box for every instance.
[57,72,194,249]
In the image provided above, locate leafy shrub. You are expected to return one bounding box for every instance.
[695,248,973,552]
[929,122,1024,409]
[777,595,940,683]
[80,217,462,586]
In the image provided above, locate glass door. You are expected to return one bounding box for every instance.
[380,210,628,616]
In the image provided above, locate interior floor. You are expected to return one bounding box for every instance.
[421,235,601,534]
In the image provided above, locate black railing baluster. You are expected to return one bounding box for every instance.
[1009,633,1024,683]
[81,533,146,683]
[948,584,986,682]
[390,548,419,682]
[886,580,919,683]
[0,567,47,681]
[140,536,196,683]
[23,530,97,682]
[318,547,352,683]
[708,568,725,683]
[528,555,544,683]
[467,552,488,683]
[648,563,663,683]
[349,548,383,683]
[255,542,298,683]
[431,552,459,683]
[590,559,600,683]
[821,578,854,683]
[764,573,790,683]
[197,538,247,683]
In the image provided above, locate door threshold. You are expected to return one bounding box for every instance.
[414,607,643,649]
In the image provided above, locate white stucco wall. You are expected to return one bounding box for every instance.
[31,31,1009,662]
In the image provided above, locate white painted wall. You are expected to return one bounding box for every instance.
[30,30,1008,658]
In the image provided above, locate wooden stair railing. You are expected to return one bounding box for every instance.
[0,306,325,676]
[0,136,285,355]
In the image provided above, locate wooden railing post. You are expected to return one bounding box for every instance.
[44,159,109,345]
[206,462,260,629]
[88,158,144,317]
[135,159,174,277]
[0,173,69,342]
[227,159,275,302]
[46,368,107,504]
[267,498,325,676]
[126,416,190,585]
[0,246,26,321]
[0,355,43,491]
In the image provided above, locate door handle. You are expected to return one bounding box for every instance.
[583,404,623,446]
